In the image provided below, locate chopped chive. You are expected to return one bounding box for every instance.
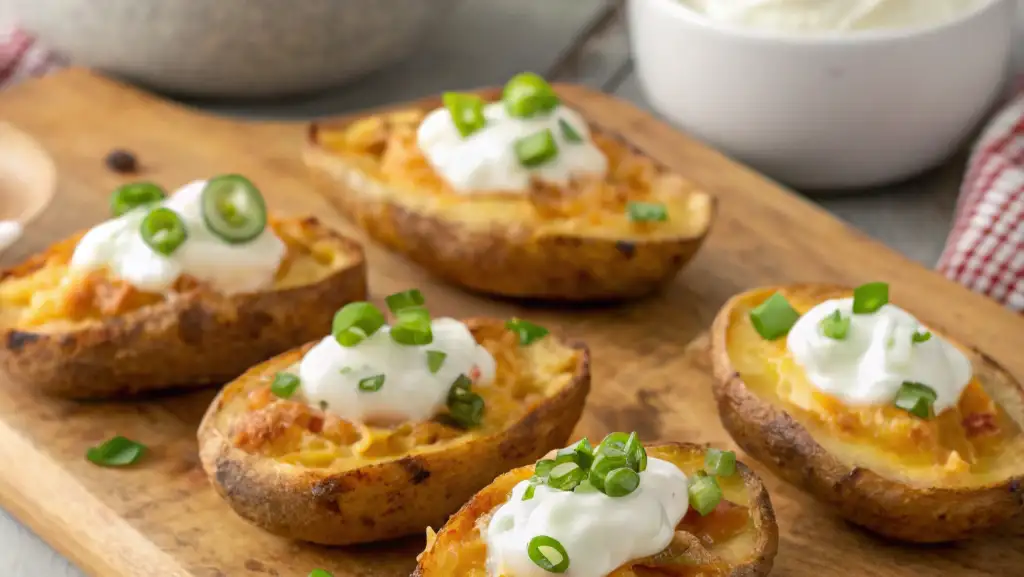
[588,451,628,494]
[385,289,426,314]
[894,381,937,419]
[624,432,647,473]
[339,367,353,375]
[604,467,641,497]
[391,306,433,346]
[503,72,560,118]
[527,535,570,573]
[574,479,598,494]
[523,483,537,501]
[559,118,583,143]
[852,282,889,314]
[443,92,487,138]
[308,571,334,577]
[819,309,850,340]
[598,432,631,454]
[749,292,801,340]
[688,474,723,516]
[270,372,301,398]
[357,374,385,392]
[704,448,737,477]
[332,302,386,347]
[515,129,559,168]
[556,438,594,470]
[534,459,556,478]
[86,436,146,467]
[506,318,549,346]
[447,392,485,428]
[447,374,473,404]
[426,350,447,374]
[912,331,932,344]
[626,201,668,223]
[547,462,585,491]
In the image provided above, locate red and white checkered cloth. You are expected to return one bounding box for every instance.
[2,28,1022,312]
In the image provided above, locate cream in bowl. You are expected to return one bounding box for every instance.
[627,0,1015,190]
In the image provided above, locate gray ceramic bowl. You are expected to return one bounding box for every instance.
[10,0,455,98]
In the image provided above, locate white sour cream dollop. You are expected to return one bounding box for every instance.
[69,180,286,294]
[484,457,689,577]
[299,318,496,424]
[679,0,983,33]
[0,220,22,252]
[787,298,972,413]
[416,103,608,192]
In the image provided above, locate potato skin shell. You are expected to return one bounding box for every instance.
[412,442,779,577]
[0,221,367,399]
[710,284,1024,543]
[197,325,591,546]
[304,126,713,302]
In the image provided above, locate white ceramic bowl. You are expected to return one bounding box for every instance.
[627,0,1017,190]
[10,0,455,99]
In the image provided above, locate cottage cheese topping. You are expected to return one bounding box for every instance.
[417,103,608,192]
[69,180,286,294]
[483,457,689,577]
[787,298,972,413]
[680,0,984,33]
[299,317,496,424]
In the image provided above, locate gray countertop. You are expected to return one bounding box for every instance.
[1,0,1020,574]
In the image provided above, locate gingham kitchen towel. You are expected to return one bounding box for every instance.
[2,27,1023,312]
[937,92,1024,313]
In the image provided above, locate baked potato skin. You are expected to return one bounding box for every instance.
[304,114,715,302]
[413,442,778,577]
[711,284,1024,543]
[0,218,368,399]
[197,319,591,546]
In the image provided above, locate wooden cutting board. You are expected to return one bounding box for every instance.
[0,68,1021,577]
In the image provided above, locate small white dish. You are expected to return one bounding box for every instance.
[0,122,57,255]
[627,0,1016,190]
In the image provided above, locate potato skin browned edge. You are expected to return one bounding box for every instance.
[197,320,591,546]
[303,122,714,302]
[0,218,367,399]
[710,284,1024,543]
[412,441,779,577]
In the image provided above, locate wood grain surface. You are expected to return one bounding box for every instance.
[0,68,1022,577]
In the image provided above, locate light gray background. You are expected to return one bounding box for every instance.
[2,0,1023,574]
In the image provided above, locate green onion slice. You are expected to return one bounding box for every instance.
[604,467,641,497]
[358,374,385,393]
[332,302,386,347]
[448,374,473,400]
[527,535,570,573]
[534,458,556,478]
[270,372,301,398]
[385,289,426,314]
[523,483,537,501]
[547,461,586,491]
[503,72,560,119]
[749,292,800,341]
[688,474,723,516]
[626,201,668,223]
[515,129,559,168]
[391,306,433,346]
[912,331,932,344]
[86,436,146,467]
[559,118,583,143]
[589,451,628,493]
[448,391,485,428]
[704,448,737,477]
[443,92,487,138]
[624,432,647,473]
[140,207,188,256]
[308,571,334,577]
[556,437,594,470]
[597,432,631,454]
[574,479,598,494]
[110,182,166,217]
[894,381,937,419]
[506,318,549,346]
[200,174,268,244]
[819,309,850,341]
[852,282,889,314]
[426,350,447,374]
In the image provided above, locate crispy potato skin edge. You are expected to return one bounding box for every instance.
[0,220,368,399]
[303,124,715,302]
[412,442,779,577]
[710,284,1024,543]
[197,319,592,546]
